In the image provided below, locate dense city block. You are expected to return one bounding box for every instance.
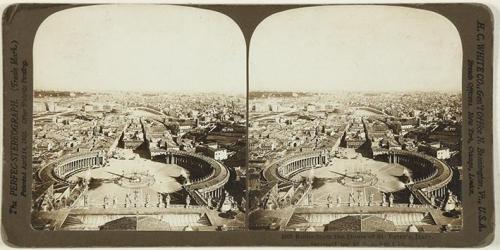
[248,91,462,232]
[32,90,246,231]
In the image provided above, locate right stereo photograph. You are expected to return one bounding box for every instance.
[247,5,463,232]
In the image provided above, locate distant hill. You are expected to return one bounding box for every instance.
[248,91,312,99]
[34,90,90,98]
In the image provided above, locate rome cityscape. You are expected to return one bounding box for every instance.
[29,4,464,234]
[248,91,463,232]
[32,91,247,231]
[246,5,463,232]
[31,5,247,231]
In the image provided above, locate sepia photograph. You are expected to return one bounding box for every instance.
[248,5,464,232]
[31,5,247,231]
[1,2,495,247]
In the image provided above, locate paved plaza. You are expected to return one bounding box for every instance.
[69,156,185,208]
[292,157,410,206]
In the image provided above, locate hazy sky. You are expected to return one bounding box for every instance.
[250,5,462,92]
[34,5,245,94]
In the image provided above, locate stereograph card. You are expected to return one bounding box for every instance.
[1,2,495,247]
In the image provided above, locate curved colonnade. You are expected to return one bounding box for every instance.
[372,148,453,200]
[38,151,106,184]
[34,151,107,206]
[262,151,329,183]
[263,148,453,206]
[164,150,230,205]
[37,149,230,207]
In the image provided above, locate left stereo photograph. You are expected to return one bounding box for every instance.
[31,5,247,231]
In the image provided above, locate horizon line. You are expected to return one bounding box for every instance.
[33,88,246,95]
